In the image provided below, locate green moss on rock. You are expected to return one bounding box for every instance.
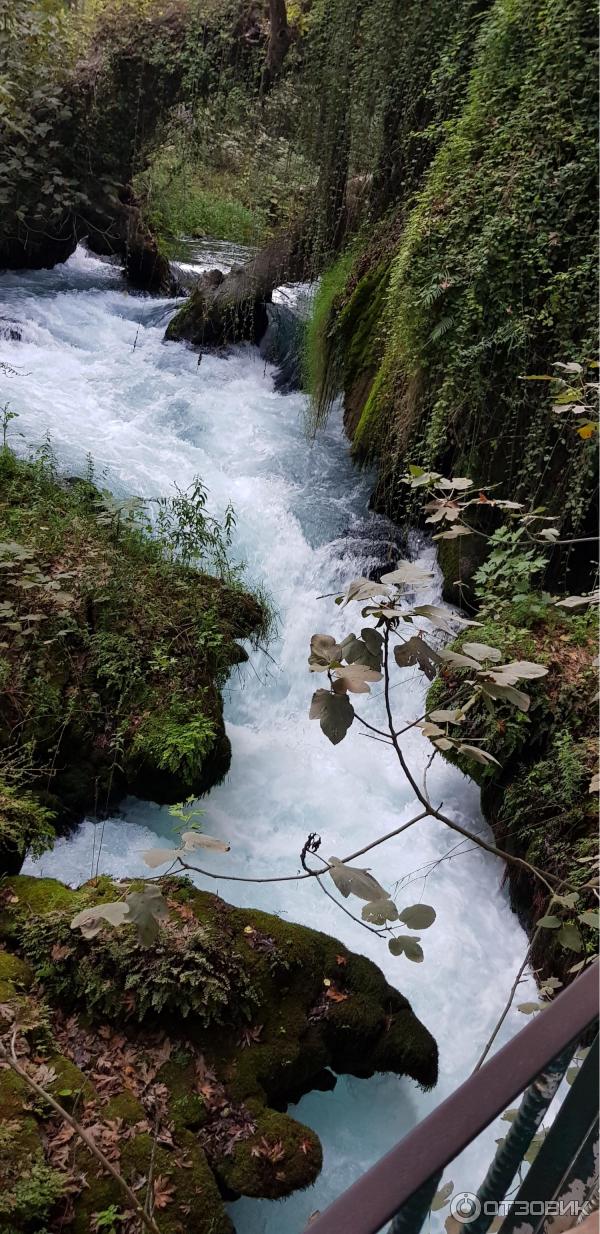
[0,873,437,1222]
[0,447,268,874]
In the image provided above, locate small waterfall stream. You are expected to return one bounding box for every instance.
[0,243,535,1233]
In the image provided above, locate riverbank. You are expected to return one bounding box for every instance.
[0,444,269,873]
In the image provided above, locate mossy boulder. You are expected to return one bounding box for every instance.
[425,603,598,983]
[0,447,268,874]
[0,876,438,1230]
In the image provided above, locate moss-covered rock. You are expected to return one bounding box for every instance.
[425,603,598,983]
[0,446,269,873]
[0,876,437,1229]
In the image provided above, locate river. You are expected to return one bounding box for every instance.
[0,243,534,1233]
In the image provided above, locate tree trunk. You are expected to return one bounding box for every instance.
[261,0,292,94]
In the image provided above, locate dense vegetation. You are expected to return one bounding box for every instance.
[0,440,268,872]
[303,0,598,549]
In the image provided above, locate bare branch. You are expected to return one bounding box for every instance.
[0,1037,161,1234]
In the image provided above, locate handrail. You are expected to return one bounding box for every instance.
[303,963,599,1234]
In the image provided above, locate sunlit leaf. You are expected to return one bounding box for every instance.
[434,737,455,751]
[328,857,388,902]
[436,476,473,491]
[380,561,434,587]
[432,525,473,540]
[181,831,230,853]
[493,661,548,681]
[462,643,502,662]
[457,744,501,768]
[71,901,130,939]
[361,898,398,924]
[332,663,382,693]
[555,590,600,609]
[142,848,181,868]
[480,681,530,712]
[439,649,482,670]
[429,708,463,723]
[341,578,392,606]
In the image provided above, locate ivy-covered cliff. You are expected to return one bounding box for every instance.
[306,0,598,545]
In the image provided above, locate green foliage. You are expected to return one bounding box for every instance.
[304,250,356,429]
[138,146,264,246]
[0,443,267,866]
[20,902,260,1026]
[91,1207,126,1234]
[0,778,55,861]
[367,0,597,526]
[473,527,548,608]
[0,1156,65,1227]
[132,703,217,786]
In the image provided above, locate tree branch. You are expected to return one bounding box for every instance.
[0,1038,161,1234]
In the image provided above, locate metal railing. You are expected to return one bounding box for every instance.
[304,963,598,1234]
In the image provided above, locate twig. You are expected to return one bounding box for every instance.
[0,1037,162,1234]
[380,627,576,895]
[177,809,429,886]
[472,940,534,1071]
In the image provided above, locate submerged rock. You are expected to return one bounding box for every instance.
[165,231,309,350]
[0,875,437,1232]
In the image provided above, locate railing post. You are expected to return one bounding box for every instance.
[460,1043,575,1234]
[388,1171,443,1234]
[498,1034,599,1234]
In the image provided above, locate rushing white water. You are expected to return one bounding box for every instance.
[1,244,535,1233]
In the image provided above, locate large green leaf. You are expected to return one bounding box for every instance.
[388,935,424,962]
[125,885,170,948]
[309,688,355,743]
[362,898,398,924]
[398,904,436,929]
[557,922,583,952]
[328,857,388,902]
